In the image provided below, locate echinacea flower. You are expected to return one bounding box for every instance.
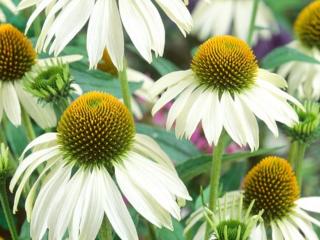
[0,24,81,128]
[192,0,278,45]
[185,193,263,240]
[18,0,193,70]
[98,49,157,119]
[278,1,320,100]
[151,35,301,151]
[0,0,16,22]
[243,156,320,239]
[10,92,191,240]
[186,156,320,240]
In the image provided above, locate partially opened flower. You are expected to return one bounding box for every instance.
[243,156,320,239]
[192,0,278,45]
[151,35,301,151]
[0,24,81,129]
[0,0,16,22]
[184,193,263,240]
[10,92,191,240]
[18,0,193,70]
[98,49,157,119]
[278,1,320,100]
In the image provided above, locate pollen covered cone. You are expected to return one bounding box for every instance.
[0,24,36,81]
[243,156,299,222]
[191,35,258,93]
[294,1,320,49]
[57,92,135,169]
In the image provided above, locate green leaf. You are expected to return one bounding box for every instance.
[156,219,184,240]
[176,147,283,182]
[70,62,141,98]
[151,57,180,76]
[261,46,320,69]
[136,123,201,163]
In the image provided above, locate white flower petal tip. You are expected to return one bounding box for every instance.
[296,197,320,213]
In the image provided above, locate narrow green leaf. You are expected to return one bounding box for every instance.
[151,57,180,76]
[70,62,141,98]
[177,147,283,182]
[261,46,320,69]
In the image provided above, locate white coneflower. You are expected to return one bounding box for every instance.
[185,193,263,240]
[278,1,320,100]
[98,49,157,119]
[242,156,320,239]
[0,0,16,22]
[0,24,81,129]
[151,35,301,151]
[18,0,193,70]
[186,156,320,240]
[192,0,278,45]
[10,91,191,240]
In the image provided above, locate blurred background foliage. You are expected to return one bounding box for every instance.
[0,0,319,239]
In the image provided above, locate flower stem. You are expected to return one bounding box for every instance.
[205,132,229,238]
[289,140,307,188]
[21,107,36,141]
[247,0,260,46]
[0,181,19,240]
[118,64,132,113]
[99,217,113,240]
[147,222,157,240]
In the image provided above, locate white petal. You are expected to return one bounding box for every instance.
[2,82,21,126]
[100,169,138,240]
[115,164,173,229]
[296,197,320,213]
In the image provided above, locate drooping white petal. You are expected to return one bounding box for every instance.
[2,81,21,126]
[296,197,320,213]
[289,214,318,240]
[271,221,284,240]
[150,70,193,98]
[115,164,173,229]
[258,69,288,89]
[154,0,192,35]
[100,169,138,240]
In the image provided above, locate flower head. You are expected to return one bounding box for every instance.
[0,24,36,81]
[243,156,299,222]
[10,91,191,240]
[191,36,258,93]
[294,1,320,50]
[278,1,320,100]
[57,92,135,169]
[152,35,301,150]
[286,101,320,144]
[184,192,263,240]
[23,59,82,111]
[242,156,320,239]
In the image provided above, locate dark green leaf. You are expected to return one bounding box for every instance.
[156,219,184,240]
[177,147,283,182]
[151,57,180,76]
[70,62,141,98]
[261,46,320,69]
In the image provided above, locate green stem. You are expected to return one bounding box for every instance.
[99,217,113,240]
[21,107,36,141]
[0,181,19,240]
[288,141,298,166]
[147,222,157,240]
[247,0,260,46]
[291,141,307,188]
[205,132,229,239]
[118,64,132,113]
